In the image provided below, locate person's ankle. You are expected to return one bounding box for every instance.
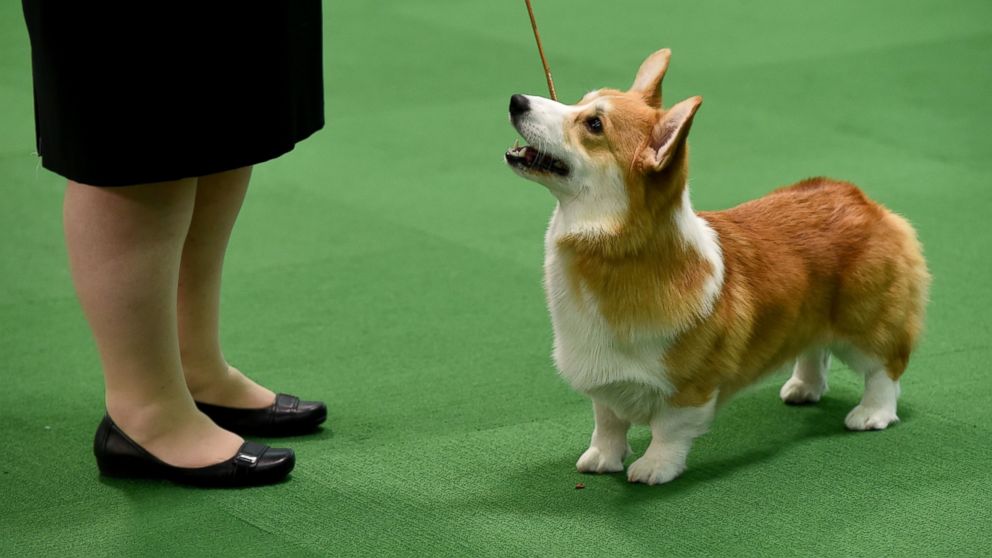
[105,393,198,444]
[181,353,230,392]
[184,363,276,409]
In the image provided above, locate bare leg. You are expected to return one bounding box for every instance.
[627,395,716,485]
[576,400,631,474]
[65,179,243,467]
[177,166,275,408]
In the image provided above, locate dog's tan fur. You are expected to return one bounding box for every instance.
[506,49,930,484]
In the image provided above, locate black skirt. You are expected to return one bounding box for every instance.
[22,2,324,187]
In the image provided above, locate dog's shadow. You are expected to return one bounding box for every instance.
[621,398,859,497]
[454,388,915,515]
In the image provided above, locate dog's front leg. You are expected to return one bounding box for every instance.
[576,400,631,474]
[627,393,717,485]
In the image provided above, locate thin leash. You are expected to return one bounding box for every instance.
[522,2,648,175]
[524,0,557,101]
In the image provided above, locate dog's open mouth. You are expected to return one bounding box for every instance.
[505,143,569,177]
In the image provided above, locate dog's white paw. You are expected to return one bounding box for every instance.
[626,454,685,485]
[576,446,628,474]
[779,377,826,404]
[845,404,899,431]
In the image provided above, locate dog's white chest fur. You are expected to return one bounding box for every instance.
[542,195,725,423]
[543,208,676,399]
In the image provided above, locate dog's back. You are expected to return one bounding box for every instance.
[672,177,931,403]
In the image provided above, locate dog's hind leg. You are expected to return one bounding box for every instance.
[835,345,902,431]
[779,347,830,405]
[576,401,631,474]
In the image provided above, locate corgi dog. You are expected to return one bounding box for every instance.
[504,49,930,485]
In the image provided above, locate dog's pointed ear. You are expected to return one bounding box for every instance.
[629,49,672,108]
[641,96,702,172]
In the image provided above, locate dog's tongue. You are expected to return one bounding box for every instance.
[524,147,537,164]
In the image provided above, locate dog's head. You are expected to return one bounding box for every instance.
[506,49,701,230]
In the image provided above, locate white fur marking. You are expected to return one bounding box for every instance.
[833,344,901,430]
[576,401,632,474]
[627,395,717,485]
[674,186,725,319]
[544,222,676,394]
[780,348,830,404]
[845,370,900,430]
[553,167,629,237]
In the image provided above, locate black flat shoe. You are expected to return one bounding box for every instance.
[93,415,295,487]
[195,393,327,437]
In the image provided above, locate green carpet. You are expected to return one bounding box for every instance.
[2,1,990,556]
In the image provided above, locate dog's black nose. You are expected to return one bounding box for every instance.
[509,94,530,117]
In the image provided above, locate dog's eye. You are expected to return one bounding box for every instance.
[585,116,603,134]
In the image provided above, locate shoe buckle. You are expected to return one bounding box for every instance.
[235,452,258,465]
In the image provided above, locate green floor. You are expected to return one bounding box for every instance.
[2,1,991,556]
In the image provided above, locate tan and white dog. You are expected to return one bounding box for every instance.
[505,49,930,485]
